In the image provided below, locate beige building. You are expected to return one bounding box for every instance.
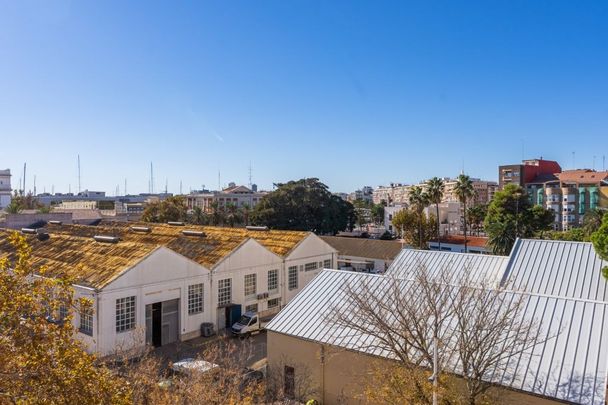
[186,184,266,213]
[267,240,608,405]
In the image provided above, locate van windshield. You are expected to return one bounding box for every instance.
[237,315,251,325]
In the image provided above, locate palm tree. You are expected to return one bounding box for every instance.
[453,174,475,253]
[190,206,206,225]
[409,186,429,249]
[426,177,445,249]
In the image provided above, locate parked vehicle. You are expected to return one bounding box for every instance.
[158,358,220,388]
[230,311,268,337]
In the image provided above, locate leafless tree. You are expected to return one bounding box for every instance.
[328,264,551,405]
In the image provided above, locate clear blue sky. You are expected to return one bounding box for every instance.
[1,1,607,195]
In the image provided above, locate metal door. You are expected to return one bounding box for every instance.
[161,299,179,345]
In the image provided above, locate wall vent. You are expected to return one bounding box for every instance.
[182,230,206,237]
[130,226,151,233]
[246,226,269,231]
[48,220,62,225]
[21,228,37,234]
[93,235,120,244]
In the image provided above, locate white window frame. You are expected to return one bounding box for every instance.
[188,283,204,315]
[268,297,280,309]
[304,262,318,272]
[323,259,332,268]
[245,303,258,313]
[268,269,278,293]
[288,266,298,290]
[218,279,232,307]
[79,305,93,336]
[116,296,136,333]
[244,274,257,299]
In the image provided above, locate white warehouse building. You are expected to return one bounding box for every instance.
[0,222,337,357]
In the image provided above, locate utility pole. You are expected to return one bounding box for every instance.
[124,178,127,196]
[22,162,26,195]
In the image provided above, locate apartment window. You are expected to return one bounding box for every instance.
[188,283,204,315]
[116,296,136,333]
[218,279,232,307]
[80,305,93,336]
[245,303,258,313]
[268,298,280,309]
[304,262,318,272]
[323,259,331,269]
[59,304,68,321]
[288,266,298,290]
[244,274,257,298]
[268,269,278,293]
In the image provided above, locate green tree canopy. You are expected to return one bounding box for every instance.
[251,178,356,234]
[141,196,188,223]
[591,214,608,278]
[485,184,554,255]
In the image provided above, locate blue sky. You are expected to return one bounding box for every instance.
[1,1,607,194]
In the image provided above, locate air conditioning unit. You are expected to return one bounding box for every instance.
[257,292,269,300]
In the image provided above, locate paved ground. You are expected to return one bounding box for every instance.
[153,330,267,369]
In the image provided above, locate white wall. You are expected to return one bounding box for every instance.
[211,239,284,326]
[284,234,337,303]
[92,247,212,356]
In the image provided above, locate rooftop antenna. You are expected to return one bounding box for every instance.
[165,178,168,194]
[124,178,127,196]
[572,151,576,169]
[51,184,54,195]
[77,154,81,193]
[179,180,183,195]
[22,162,26,195]
[248,161,253,188]
[69,184,71,194]
[116,184,119,196]
[33,175,36,196]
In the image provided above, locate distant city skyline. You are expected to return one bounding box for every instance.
[1,1,607,194]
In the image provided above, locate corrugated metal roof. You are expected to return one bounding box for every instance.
[502,239,608,302]
[267,269,608,404]
[319,236,403,261]
[386,249,509,285]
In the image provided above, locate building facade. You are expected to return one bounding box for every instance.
[0,223,336,357]
[498,158,561,190]
[186,185,267,213]
[526,169,608,230]
[0,169,11,209]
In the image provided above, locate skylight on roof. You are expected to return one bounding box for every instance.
[182,230,206,237]
[93,235,120,244]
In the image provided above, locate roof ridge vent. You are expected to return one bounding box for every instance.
[21,228,38,234]
[93,235,120,244]
[48,220,62,225]
[182,230,206,237]
[167,221,185,226]
[246,226,269,231]
[130,226,151,233]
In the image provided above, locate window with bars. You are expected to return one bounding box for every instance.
[245,303,258,313]
[188,283,204,315]
[288,266,298,290]
[116,296,136,333]
[244,274,257,298]
[218,279,232,307]
[268,269,278,293]
[80,305,93,336]
[323,259,332,268]
[268,297,280,309]
[304,262,318,272]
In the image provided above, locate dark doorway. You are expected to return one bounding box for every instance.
[152,302,162,347]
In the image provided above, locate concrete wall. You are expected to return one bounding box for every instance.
[267,332,563,405]
[3,213,73,229]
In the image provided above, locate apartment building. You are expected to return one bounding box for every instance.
[442,178,498,206]
[0,169,11,209]
[186,184,266,212]
[347,186,373,203]
[498,158,561,190]
[373,183,411,205]
[527,169,608,230]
